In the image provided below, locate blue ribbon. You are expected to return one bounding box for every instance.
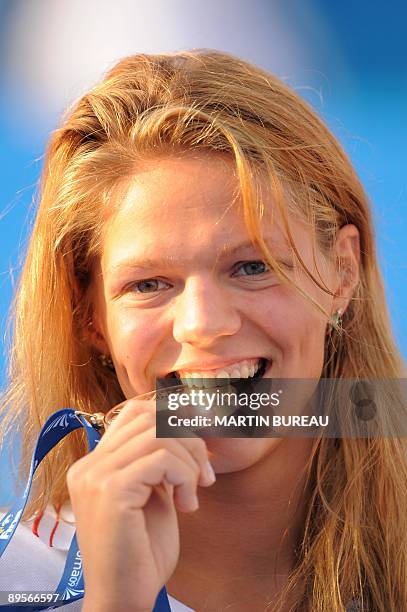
[0,409,170,611]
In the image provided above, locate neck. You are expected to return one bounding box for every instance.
[167,438,314,610]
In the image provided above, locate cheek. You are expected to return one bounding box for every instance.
[105,307,164,387]
[257,287,327,357]
[256,288,304,332]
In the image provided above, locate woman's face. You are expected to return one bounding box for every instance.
[89,153,359,471]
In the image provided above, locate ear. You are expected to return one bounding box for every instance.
[85,314,111,356]
[332,224,360,314]
[74,273,111,357]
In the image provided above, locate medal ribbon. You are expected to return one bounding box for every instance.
[0,409,170,611]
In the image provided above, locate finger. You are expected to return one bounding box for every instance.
[173,436,215,487]
[98,416,215,487]
[97,423,216,488]
[117,448,200,512]
[98,411,156,451]
[98,398,155,447]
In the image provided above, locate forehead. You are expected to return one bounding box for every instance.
[100,154,309,271]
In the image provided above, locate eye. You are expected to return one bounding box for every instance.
[128,278,171,294]
[234,260,270,276]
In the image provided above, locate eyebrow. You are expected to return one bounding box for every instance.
[106,237,291,275]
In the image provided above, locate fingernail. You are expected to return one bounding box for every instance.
[191,494,199,510]
[204,460,216,484]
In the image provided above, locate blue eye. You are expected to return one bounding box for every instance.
[131,279,170,293]
[235,261,269,276]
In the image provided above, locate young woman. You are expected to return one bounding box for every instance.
[0,50,406,611]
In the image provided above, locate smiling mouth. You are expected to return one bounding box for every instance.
[164,357,271,387]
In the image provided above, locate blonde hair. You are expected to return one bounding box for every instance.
[1,50,406,611]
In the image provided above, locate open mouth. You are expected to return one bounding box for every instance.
[251,357,269,379]
[164,357,271,387]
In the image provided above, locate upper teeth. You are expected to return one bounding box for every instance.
[175,358,263,388]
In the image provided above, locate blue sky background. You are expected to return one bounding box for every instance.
[0,0,406,504]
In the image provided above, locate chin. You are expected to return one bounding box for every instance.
[203,437,281,474]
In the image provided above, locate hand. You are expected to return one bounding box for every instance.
[67,398,216,612]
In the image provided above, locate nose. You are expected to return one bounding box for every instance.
[172,276,242,347]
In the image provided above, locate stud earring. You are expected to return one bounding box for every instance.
[98,353,115,371]
[329,308,343,331]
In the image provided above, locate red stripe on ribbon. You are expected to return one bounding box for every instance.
[49,504,62,548]
[32,510,44,537]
